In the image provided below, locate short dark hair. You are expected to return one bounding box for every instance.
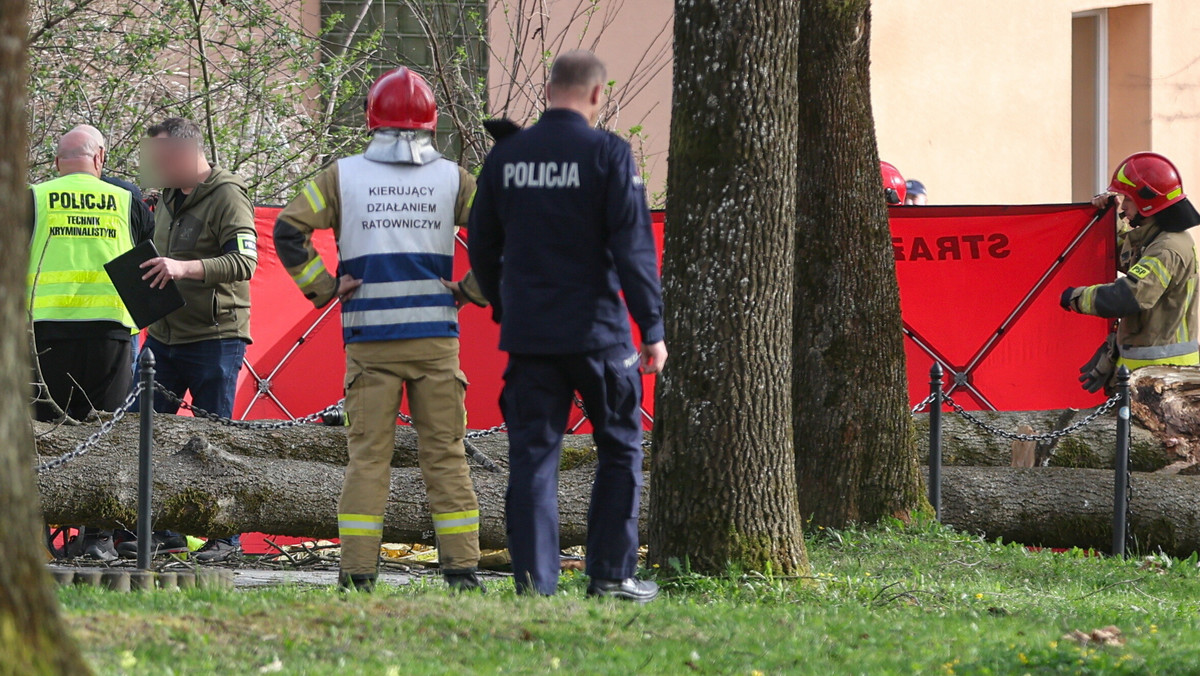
[549,50,607,91]
[147,117,203,141]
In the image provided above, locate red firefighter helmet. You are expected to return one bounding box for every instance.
[881,161,906,205]
[366,68,437,132]
[1108,152,1186,216]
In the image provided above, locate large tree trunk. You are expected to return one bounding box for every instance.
[620,0,809,575]
[792,1,924,527]
[0,0,93,670]
[36,419,1200,558]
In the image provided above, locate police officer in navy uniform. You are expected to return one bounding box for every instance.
[469,50,667,602]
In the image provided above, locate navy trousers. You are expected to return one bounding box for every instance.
[502,343,645,595]
[143,336,246,418]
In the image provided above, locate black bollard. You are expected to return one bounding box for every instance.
[929,363,944,521]
[137,349,156,571]
[1112,365,1132,557]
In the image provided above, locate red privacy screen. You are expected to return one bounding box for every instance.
[892,204,1116,411]
[236,204,1117,425]
[235,208,662,430]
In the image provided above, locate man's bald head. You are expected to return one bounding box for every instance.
[546,50,608,125]
[71,124,107,150]
[55,129,103,177]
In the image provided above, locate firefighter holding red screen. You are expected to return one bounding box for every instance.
[274,68,487,593]
[1061,152,1200,392]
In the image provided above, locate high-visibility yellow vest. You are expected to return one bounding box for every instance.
[27,173,136,330]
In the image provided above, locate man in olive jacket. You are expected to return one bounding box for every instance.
[137,117,257,561]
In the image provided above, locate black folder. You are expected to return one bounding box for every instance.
[103,240,186,329]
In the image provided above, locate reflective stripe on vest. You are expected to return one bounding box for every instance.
[1120,341,1200,361]
[1118,340,1200,371]
[28,174,135,330]
[1118,352,1200,371]
[336,155,460,343]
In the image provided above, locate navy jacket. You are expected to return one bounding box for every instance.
[469,109,664,354]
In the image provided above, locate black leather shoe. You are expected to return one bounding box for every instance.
[444,568,486,593]
[586,577,659,603]
[338,572,377,593]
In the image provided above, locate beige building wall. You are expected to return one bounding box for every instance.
[480,1,1200,207]
[485,0,673,201]
[872,0,1200,205]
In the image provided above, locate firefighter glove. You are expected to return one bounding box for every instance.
[1060,287,1084,313]
[1078,334,1117,393]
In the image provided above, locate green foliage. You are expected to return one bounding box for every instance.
[27,0,381,202]
[57,522,1200,674]
[27,0,667,202]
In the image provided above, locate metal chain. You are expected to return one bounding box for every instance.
[911,393,938,416]
[943,391,1122,442]
[36,384,145,474]
[395,410,508,440]
[154,383,344,429]
[466,423,508,439]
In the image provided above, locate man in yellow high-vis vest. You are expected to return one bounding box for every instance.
[27,127,151,423]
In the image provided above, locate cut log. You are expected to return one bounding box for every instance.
[34,415,601,550]
[1010,425,1036,468]
[33,414,607,472]
[939,465,1200,556]
[34,416,1200,557]
[912,410,1172,471]
[1130,365,1200,468]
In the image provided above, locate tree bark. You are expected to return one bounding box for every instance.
[37,424,1200,559]
[792,1,925,527]
[37,423,549,550]
[912,410,1172,471]
[1130,366,1200,463]
[0,0,93,669]
[939,466,1200,557]
[647,0,807,574]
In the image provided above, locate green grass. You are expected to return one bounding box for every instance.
[59,519,1200,675]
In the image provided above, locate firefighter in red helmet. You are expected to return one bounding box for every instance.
[881,161,906,205]
[274,67,488,592]
[1061,152,1200,391]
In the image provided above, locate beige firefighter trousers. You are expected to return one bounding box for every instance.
[337,337,480,575]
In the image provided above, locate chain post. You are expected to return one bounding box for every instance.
[1112,365,1132,558]
[929,364,944,520]
[137,348,156,571]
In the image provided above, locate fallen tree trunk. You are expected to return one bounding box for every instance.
[1131,366,1200,468]
[912,410,1171,471]
[38,407,1171,475]
[33,414,607,472]
[939,465,1200,556]
[908,366,1200,472]
[34,415,1200,557]
[37,423,526,550]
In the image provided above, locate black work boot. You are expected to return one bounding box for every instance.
[338,571,377,593]
[587,577,659,604]
[116,532,188,559]
[443,568,486,593]
[69,530,118,562]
